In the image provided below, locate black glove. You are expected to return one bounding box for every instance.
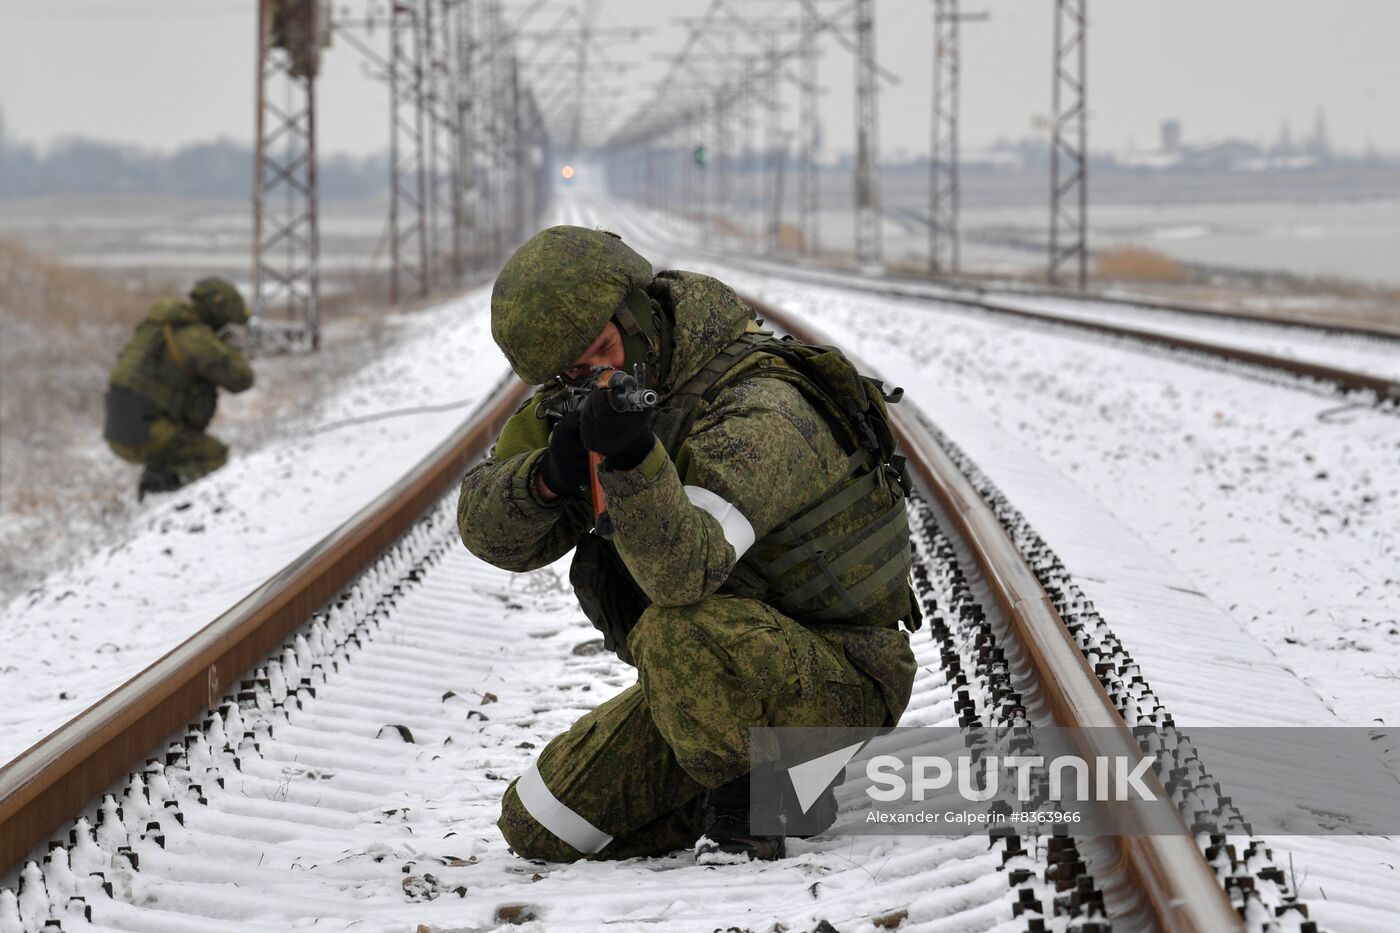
[581,387,656,471]
[537,411,589,497]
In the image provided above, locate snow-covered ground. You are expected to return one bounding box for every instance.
[0,286,505,768]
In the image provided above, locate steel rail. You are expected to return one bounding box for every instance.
[751,295,1244,933]
[956,278,1400,342]
[0,377,530,874]
[919,290,1400,401]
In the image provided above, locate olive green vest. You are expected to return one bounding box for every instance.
[653,331,918,631]
[109,302,217,429]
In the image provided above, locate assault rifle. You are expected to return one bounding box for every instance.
[544,364,659,537]
[544,363,659,418]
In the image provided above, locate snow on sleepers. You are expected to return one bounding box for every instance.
[2,490,1100,933]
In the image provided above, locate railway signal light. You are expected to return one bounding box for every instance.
[693,145,708,167]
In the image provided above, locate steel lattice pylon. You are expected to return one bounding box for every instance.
[453,0,476,269]
[389,1,428,304]
[929,0,959,275]
[423,0,462,287]
[508,54,526,245]
[797,0,821,256]
[253,0,321,352]
[483,0,508,262]
[852,0,880,268]
[1049,0,1088,288]
[762,37,783,254]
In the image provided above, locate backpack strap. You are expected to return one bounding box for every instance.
[162,323,195,377]
[652,331,770,453]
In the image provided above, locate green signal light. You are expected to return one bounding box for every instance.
[693,146,708,166]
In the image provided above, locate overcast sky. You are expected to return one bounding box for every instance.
[1,0,1397,160]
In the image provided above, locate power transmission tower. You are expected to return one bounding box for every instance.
[423,0,461,286]
[928,0,958,274]
[253,0,321,352]
[763,37,784,253]
[1049,0,1088,288]
[509,53,527,244]
[929,3,987,275]
[797,0,821,256]
[852,0,880,268]
[569,0,599,161]
[389,1,429,304]
[261,0,551,330]
[486,0,509,260]
[602,0,894,262]
[453,0,475,272]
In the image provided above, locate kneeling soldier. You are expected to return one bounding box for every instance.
[458,226,919,863]
[104,277,254,499]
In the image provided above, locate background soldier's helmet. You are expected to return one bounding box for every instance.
[490,226,653,384]
[189,277,249,328]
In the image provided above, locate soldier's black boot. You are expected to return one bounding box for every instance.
[695,773,786,864]
[137,467,183,502]
[790,782,839,840]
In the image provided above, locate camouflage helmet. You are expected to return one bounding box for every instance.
[490,226,653,384]
[189,277,248,328]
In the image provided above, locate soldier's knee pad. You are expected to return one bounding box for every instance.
[498,784,586,863]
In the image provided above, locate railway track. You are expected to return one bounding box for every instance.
[947,279,1400,343]
[756,268,1400,402]
[1,297,1320,930]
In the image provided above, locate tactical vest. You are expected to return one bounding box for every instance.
[108,307,217,432]
[571,330,921,663]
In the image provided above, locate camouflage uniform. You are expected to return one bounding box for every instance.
[105,279,253,485]
[459,229,917,862]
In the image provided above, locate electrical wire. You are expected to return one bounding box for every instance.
[307,397,480,436]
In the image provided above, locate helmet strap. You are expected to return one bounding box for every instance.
[613,286,661,377]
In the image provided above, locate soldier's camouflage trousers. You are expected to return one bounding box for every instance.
[108,417,229,484]
[498,595,890,862]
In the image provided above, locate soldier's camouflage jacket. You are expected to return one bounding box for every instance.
[459,271,917,723]
[109,298,254,430]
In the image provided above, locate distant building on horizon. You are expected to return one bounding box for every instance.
[1307,108,1331,159]
[1160,120,1182,154]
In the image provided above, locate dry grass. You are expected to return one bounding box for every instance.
[0,244,151,590]
[775,223,807,253]
[0,237,180,358]
[1093,245,1196,285]
[710,216,756,240]
[0,240,182,546]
